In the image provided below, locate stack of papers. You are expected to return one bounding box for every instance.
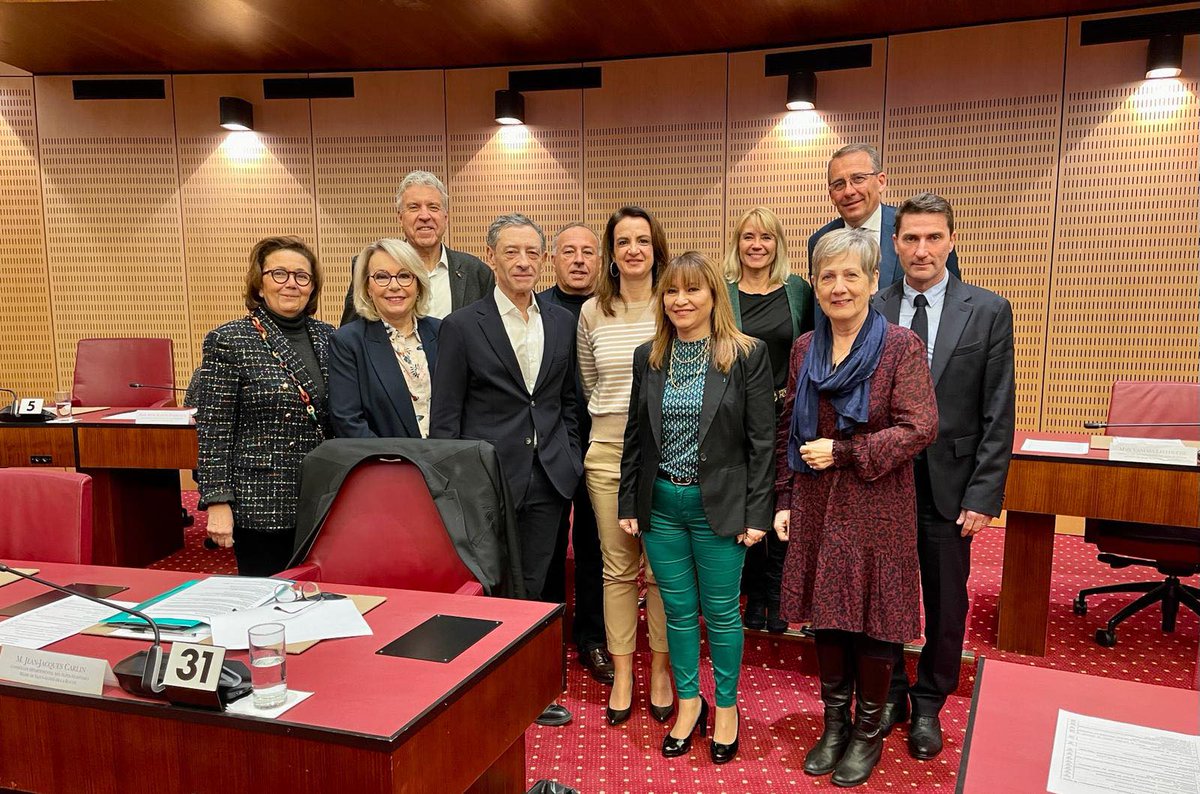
[0,597,129,650]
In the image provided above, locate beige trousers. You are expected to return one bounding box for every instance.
[585,439,668,654]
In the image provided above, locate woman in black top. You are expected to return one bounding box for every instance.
[723,207,814,632]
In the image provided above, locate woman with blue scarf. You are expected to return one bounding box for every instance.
[773,228,937,788]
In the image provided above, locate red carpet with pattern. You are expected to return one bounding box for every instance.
[165,495,1199,793]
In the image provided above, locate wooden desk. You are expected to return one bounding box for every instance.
[0,562,562,794]
[0,409,198,567]
[958,658,1199,793]
[999,432,1200,655]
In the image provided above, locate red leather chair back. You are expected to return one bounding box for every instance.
[0,469,93,564]
[300,459,480,593]
[1106,381,1200,441]
[72,338,176,407]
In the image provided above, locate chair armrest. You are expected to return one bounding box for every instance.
[277,563,322,582]
[454,580,485,597]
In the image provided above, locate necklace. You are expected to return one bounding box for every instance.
[249,314,323,430]
[667,337,710,390]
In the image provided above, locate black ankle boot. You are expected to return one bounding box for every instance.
[744,599,766,630]
[832,652,893,788]
[804,634,854,775]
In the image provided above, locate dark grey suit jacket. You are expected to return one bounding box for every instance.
[874,274,1015,519]
[618,340,776,537]
[327,315,440,439]
[339,245,494,327]
[429,293,582,508]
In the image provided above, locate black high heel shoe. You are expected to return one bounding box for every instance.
[606,673,634,726]
[662,697,709,758]
[649,700,675,723]
[710,706,740,765]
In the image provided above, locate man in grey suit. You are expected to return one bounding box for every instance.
[872,193,1014,760]
[339,170,493,326]
[808,144,960,287]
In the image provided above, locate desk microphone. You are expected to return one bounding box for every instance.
[0,387,54,424]
[0,562,165,696]
[128,383,188,393]
[1083,421,1200,430]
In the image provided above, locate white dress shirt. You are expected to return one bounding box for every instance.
[899,269,950,367]
[494,286,544,394]
[853,203,883,235]
[425,246,452,319]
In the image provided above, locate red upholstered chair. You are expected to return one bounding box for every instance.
[279,459,483,595]
[72,337,176,407]
[1075,381,1200,646]
[0,469,93,564]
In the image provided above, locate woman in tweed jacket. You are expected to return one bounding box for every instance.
[192,236,334,576]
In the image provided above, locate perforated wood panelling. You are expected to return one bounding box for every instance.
[40,136,190,391]
[313,135,445,318]
[179,135,317,374]
[726,111,883,276]
[1045,79,1200,430]
[0,81,55,398]
[449,128,582,291]
[886,94,1062,431]
[585,122,725,261]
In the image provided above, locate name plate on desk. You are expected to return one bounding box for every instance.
[0,646,115,696]
[132,410,194,425]
[1109,438,1199,466]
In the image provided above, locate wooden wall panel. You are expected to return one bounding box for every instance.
[1044,10,1200,430]
[34,75,191,392]
[446,66,583,291]
[727,41,886,277]
[0,77,54,399]
[174,74,317,375]
[311,71,446,319]
[584,54,727,261]
[885,21,1067,431]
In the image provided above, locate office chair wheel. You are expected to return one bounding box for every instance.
[1073,597,1087,616]
[1095,628,1117,647]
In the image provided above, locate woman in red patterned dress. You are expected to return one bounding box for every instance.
[773,227,937,788]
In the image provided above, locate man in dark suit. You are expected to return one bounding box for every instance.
[872,193,1015,759]
[431,213,582,726]
[808,144,960,287]
[339,170,493,325]
[538,223,614,684]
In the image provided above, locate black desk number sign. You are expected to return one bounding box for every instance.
[163,643,226,693]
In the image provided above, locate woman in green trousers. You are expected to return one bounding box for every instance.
[618,251,775,764]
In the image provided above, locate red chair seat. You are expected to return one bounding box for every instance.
[0,469,93,564]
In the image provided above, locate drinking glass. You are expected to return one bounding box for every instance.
[247,622,287,708]
[53,390,72,419]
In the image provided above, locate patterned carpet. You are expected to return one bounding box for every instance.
[165,494,1198,792]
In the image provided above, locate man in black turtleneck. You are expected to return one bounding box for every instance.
[538,223,614,684]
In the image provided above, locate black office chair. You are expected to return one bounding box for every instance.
[1073,381,1200,647]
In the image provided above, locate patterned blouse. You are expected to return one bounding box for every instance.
[659,337,709,481]
[385,321,431,438]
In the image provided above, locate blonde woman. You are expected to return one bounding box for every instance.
[577,206,672,726]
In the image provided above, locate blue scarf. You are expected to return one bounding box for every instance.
[788,308,888,474]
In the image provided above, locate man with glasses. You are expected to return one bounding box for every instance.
[339,170,493,326]
[808,144,960,287]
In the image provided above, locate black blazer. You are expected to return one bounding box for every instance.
[327,316,440,439]
[192,307,334,535]
[339,246,495,327]
[874,274,1015,519]
[429,293,582,507]
[619,340,775,537]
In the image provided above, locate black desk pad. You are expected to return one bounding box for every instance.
[0,583,127,617]
[377,614,502,663]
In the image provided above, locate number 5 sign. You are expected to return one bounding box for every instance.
[162,643,226,692]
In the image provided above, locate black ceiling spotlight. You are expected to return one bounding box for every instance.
[1146,34,1183,79]
[494,66,602,126]
[494,89,525,126]
[765,43,873,112]
[1080,9,1198,80]
[219,96,254,131]
[786,71,816,111]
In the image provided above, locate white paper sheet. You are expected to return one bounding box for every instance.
[224,688,312,719]
[136,577,283,623]
[1047,710,1200,794]
[208,598,372,650]
[102,408,196,423]
[0,598,133,650]
[1021,438,1090,455]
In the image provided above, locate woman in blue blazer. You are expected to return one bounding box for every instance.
[328,238,440,438]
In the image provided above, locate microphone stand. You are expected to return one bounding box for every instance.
[1084,421,1200,430]
[0,562,165,695]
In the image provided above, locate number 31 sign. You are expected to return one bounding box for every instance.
[162,643,226,692]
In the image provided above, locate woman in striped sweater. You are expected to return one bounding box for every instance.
[577,206,674,726]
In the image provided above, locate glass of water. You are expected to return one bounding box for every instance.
[247,622,287,708]
[53,390,72,420]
